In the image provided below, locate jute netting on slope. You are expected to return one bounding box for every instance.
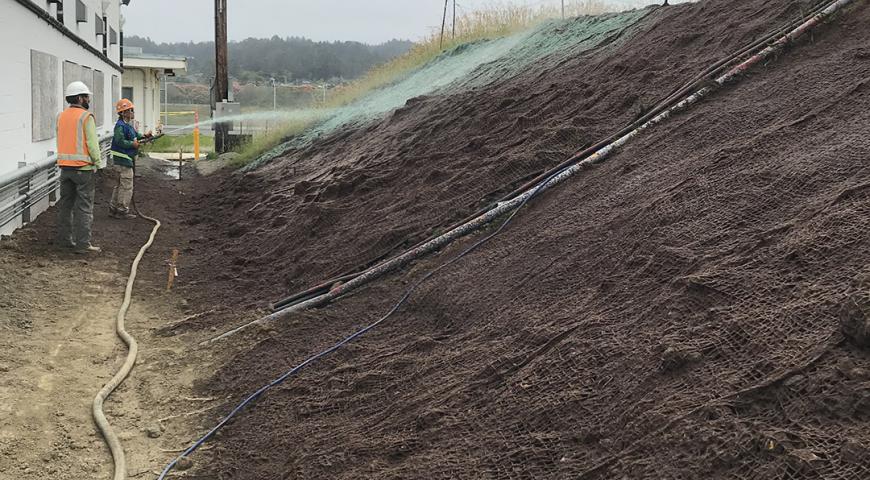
[196,2,870,479]
[247,10,651,170]
[215,1,795,303]
[404,18,870,479]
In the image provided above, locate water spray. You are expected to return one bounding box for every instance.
[160,109,331,137]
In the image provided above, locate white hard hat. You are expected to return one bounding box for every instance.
[65,81,92,97]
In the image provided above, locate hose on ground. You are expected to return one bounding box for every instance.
[92,199,161,480]
[270,0,836,314]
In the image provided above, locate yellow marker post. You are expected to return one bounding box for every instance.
[193,111,201,161]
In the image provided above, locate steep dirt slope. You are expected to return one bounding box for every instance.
[187,0,812,312]
[183,0,870,478]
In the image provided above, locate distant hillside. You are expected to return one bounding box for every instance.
[125,35,415,83]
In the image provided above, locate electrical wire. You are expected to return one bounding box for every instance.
[157,149,568,480]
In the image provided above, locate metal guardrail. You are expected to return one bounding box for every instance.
[0,135,112,233]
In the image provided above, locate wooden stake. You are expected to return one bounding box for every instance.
[167,248,179,291]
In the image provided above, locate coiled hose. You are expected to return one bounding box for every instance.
[92,201,161,480]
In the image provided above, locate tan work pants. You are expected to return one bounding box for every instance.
[110,166,134,212]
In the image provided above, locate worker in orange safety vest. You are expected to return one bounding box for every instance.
[56,81,103,254]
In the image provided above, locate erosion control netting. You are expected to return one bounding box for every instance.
[246,10,652,170]
[189,0,808,309]
[188,1,870,479]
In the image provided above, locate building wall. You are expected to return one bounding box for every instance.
[0,0,124,235]
[122,67,162,133]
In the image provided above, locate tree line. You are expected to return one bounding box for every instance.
[125,35,415,84]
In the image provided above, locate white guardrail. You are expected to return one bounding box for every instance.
[0,135,112,234]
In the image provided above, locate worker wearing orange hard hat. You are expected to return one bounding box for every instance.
[109,98,152,219]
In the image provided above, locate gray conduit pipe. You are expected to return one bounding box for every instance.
[270,0,836,314]
[92,209,161,480]
[207,0,858,345]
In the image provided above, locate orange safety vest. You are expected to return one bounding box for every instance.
[56,107,95,168]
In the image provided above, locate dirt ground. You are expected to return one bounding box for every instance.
[3,1,870,479]
[0,160,226,479]
[177,0,870,479]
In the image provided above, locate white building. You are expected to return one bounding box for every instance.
[122,47,187,134]
[0,0,126,236]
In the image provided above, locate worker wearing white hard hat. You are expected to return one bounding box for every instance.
[55,81,103,254]
[64,80,92,98]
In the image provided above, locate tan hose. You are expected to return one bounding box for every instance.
[92,208,161,480]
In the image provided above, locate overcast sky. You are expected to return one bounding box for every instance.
[123,0,662,44]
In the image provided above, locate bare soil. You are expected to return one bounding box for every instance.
[0,163,223,479]
[4,1,870,479]
[173,0,870,479]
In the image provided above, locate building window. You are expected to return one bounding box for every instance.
[113,75,121,106]
[95,14,105,36]
[93,70,105,127]
[110,28,118,45]
[122,87,134,103]
[75,0,87,23]
[63,61,94,116]
[31,50,59,142]
[63,61,80,93]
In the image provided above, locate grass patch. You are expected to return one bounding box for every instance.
[228,120,314,168]
[144,133,215,153]
[325,1,627,108]
[227,0,647,168]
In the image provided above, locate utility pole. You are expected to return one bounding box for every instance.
[214,0,229,152]
[562,0,565,19]
[440,0,448,49]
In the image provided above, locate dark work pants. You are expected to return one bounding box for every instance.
[56,169,96,247]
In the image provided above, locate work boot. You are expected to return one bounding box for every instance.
[74,244,102,254]
[110,209,137,220]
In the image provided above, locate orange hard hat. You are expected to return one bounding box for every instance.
[116,98,135,113]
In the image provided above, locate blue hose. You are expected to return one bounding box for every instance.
[158,163,568,479]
